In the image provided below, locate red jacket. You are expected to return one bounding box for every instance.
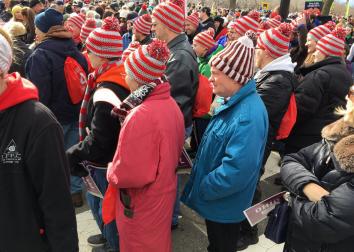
[107,83,185,252]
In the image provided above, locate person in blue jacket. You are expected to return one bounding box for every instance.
[181,31,269,252]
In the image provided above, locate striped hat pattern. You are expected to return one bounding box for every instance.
[257,21,271,36]
[80,18,96,43]
[209,32,255,85]
[257,23,292,58]
[67,14,85,30]
[86,17,123,59]
[134,14,152,35]
[308,21,336,42]
[193,28,215,50]
[267,15,281,28]
[152,0,185,34]
[232,10,260,36]
[186,12,199,28]
[122,41,141,62]
[125,39,170,85]
[316,27,346,57]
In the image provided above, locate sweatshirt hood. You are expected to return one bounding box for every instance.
[0,72,39,111]
[255,54,295,80]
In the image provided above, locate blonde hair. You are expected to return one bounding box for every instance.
[336,89,354,127]
[5,21,27,37]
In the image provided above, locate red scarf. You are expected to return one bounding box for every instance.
[0,72,39,111]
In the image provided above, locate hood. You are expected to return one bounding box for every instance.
[96,63,130,91]
[322,118,354,142]
[260,54,295,73]
[0,72,39,111]
[333,134,354,173]
[254,54,295,80]
[37,26,77,59]
[321,118,354,173]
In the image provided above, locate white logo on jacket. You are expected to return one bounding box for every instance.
[1,139,22,164]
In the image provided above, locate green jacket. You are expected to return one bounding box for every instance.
[198,45,224,78]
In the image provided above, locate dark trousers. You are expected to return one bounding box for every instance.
[205,219,241,252]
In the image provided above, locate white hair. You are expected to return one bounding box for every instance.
[0,32,12,74]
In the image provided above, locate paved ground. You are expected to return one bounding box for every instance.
[76,152,284,252]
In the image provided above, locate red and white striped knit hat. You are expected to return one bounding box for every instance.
[67,14,85,30]
[257,23,292,58]
[316,27,346,57]
[257,21,271,36]
[133,14,152,35]
[125,39,170,85]
[209,31,255,85]
[267,15,281,28]
[232,10,260,36]
[152,0,185,34]
[186,12,199,28]
[86,17,123,59]
[308,21,336,42]
[80,18,96,43]
[122,41,140,62]
[193,28,215,50]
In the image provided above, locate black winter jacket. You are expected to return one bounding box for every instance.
[166,34,199,128]
[66,82,129,176]
[25,37,88,125]
[0,100,78,252]
[201,17,215,31]
[256,69,298,167]
[285,57,352,154]
[281,118,354,252]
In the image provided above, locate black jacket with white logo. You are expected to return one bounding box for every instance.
[0,100,78,252]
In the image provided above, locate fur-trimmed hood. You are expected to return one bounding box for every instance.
[322,118,354,173]
[333,135,354,173]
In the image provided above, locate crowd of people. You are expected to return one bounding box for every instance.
[0,0,354,251]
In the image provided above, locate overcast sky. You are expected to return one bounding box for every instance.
[335,0,354,6]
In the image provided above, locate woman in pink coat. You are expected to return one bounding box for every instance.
[107,40,185,252]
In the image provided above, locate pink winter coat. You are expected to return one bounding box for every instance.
[107,83,185,252]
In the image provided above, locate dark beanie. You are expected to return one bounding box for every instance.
[35,8,63,33]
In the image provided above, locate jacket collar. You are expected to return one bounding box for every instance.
[168,33,188,49]
[299,56,344,76]
[145,83,171,102]
[214,79,256,116]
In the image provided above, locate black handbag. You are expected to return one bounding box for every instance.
[264,199,291,244]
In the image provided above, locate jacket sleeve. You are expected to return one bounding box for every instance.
[25,51,53,106]
[198,119,265,201]
[107,111,160,189]
[66,101,121,171]
[295,69,329,123]
[290,182,354,243]
[280,142,323,195]
[166,52,197,124]
[26,123,78,252]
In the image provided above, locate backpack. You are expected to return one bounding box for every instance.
[276,93,297,140]
[64,57,87,104]
[193,74,213,118]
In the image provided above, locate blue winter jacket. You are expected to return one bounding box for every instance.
[25,37,88,125]
[181,80,269,223]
